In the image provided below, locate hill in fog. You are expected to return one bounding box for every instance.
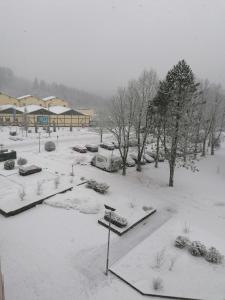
[0,66,107,109]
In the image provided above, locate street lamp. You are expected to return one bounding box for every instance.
[104,204,116,275]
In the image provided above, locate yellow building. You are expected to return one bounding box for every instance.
[77,108,95,120]
[0,105,90,127]
[0,92,18,106]
[42,96,68,108]
[17,95,44,107]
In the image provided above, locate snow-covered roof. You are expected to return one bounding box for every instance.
[42,96,56,101]
[17,95,32,100]
[18,105,49,113]
[0,104,18,111]
[48,106,70,114]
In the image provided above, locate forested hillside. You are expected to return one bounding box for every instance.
[0,66,105,108]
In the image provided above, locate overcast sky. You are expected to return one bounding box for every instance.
[0,0,225,96]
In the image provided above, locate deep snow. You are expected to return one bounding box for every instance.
[0,127,224,300]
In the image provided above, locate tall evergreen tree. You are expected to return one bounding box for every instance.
[154,60,199,187]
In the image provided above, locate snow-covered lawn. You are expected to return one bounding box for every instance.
[0,169,72,214]
[0,127,224,300]
[110,218,225,300]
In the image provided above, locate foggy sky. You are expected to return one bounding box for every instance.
[0,0,225,97]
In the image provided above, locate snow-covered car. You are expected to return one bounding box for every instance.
[72,145,87,153]
[143,153,155,163]
[126,155,136,167]
[146,150,165,162]
[91,154,122,172]
[100,142,115,150]
[129,153,146,165]
[85,144,98,152]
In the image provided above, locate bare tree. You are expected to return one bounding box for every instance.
[108,86,136,175]
[132,70,159,172]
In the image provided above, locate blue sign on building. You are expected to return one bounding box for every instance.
[37,116,49,125]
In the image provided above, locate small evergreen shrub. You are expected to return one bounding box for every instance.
[104,211,128,228]
[175,236,190,249]
[152,277,163,291]
[45,141,56,152]
[17,157,27,166]
[4,160,15,170]
[86,179,109,194]
[188,241,207,257]
[205,247,223,264]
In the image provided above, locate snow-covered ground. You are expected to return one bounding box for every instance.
[0,127,225,300]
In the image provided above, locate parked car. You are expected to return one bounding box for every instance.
[85,144,98,152]
[126,155,136,167]
[72,145,87,153]
[19,165,42,176]
[146,150,165,162]
[129,153,146,165]
[100,142,115,150]
[143,153,155,163]
[91,154,122,172]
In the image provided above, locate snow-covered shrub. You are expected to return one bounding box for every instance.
[205,247,223,264]
[183,222,190,234]
[153,248,166,269]
[152,277,163,291]
[86,179,109,194]
[54,176,60,189]
[188,241,207,257]
[17,157,27,166]
[175,236,190,249]
[18,187,26,201]
[4,159,15,170]
[36,181,44,196]
[168,256,177,271]
[44,141,56,152]
[104,211,128,228]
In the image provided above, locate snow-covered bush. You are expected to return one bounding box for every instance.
[152,277,163,291]
[18,187,26,201]
[188,241,207,257]
[17,157,27,166]
[205,247,223,264]
[153,248,166,269]
[4,159,15,170]
[54,176,60,189]
[104,211,128,228]
[175,236,190,249]
[45,141,56,152]
[86,179,109,194]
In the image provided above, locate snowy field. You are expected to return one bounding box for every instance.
[110,218,225,300]
[0,127,225,300]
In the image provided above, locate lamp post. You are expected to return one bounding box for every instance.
[104,204,116,275]
[38,132,41,153]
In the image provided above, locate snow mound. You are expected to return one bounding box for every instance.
[44,195,101,214]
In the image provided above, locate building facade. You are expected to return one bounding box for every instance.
[0,105,90,127]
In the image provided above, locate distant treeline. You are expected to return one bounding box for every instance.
[0,66,105,108]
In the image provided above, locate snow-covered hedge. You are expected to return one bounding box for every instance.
[86,180,109,194]
[205,247,224,264]
[17,157,27,166]
[4,159,15,170]
[175,236,190,249]
[45,141,56,152]
[104,211,128,228]
[188,241,207,257]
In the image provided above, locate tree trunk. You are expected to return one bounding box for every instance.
[169,161,175,187]
[201,138,206,156]
[136,160,142,172]
[155,133,160,168]
[122,162,126,176]
[211,139,215,155]
[100,129,103,143]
